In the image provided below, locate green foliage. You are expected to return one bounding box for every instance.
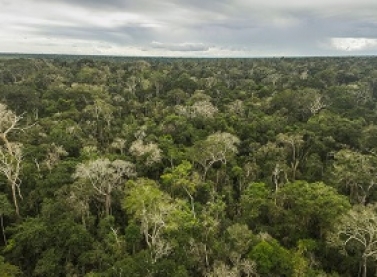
[273,181,350,244]
[0,255,20,277]
[331,149,377,204]
[249,238,293,276]
[240,182,272,227]
[1,56,377,276]
[0,194,13,217]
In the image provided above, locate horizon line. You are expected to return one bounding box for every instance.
[1,52,377,60]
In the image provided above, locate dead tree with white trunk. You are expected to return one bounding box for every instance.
[0,103,25,216]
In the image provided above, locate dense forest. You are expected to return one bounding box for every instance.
[1,55,377,276]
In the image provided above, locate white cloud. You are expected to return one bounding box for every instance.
[150,41,209,52]
[331,37,377,51]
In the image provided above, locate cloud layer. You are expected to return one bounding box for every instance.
[1,0,377,56]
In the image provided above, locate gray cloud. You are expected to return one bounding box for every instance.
[2,0,377,56]
[32,24,158,45]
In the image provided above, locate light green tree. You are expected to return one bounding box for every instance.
[123,178,195,264]
[161,160,201,218]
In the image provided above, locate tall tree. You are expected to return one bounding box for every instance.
[328,204,377,277]
[161,160,201,217]
[274,181,350,242]
[332,149,377,205]
[0,103,24,216]
[73,158,136,216]
[123,178,195,264]
[190,132,240,180]
[276,133,310,181]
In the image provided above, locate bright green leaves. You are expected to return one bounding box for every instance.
[240,182,272,226]
[274,181,350,242]
[249,238,292,276]
[123,178,196,263]
[240,181,350,244]
[161,161,200,217]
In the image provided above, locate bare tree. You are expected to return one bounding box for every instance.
[110,137,127,155]
[0,143,23,216]
[73,158,136,216]
[44,143,68,172]
[126,75,139,96]
[309,94,326,115]
[191,132,240,180]
[129,139,162,166]
[328,204,377,277]
[175,100,219,119]
[0,103,23,152]
[0,103,24,216]
[277,133,309,181]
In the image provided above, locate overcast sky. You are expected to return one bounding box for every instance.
[1,0,377,57]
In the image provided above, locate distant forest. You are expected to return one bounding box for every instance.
[1,55,377,276]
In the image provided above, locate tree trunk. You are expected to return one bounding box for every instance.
[362,256,367,277]
[105,193,111,216]
[184,188,196,218]
[291,160,299,181]
[0,214,6,245]
[11,183,20,217]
